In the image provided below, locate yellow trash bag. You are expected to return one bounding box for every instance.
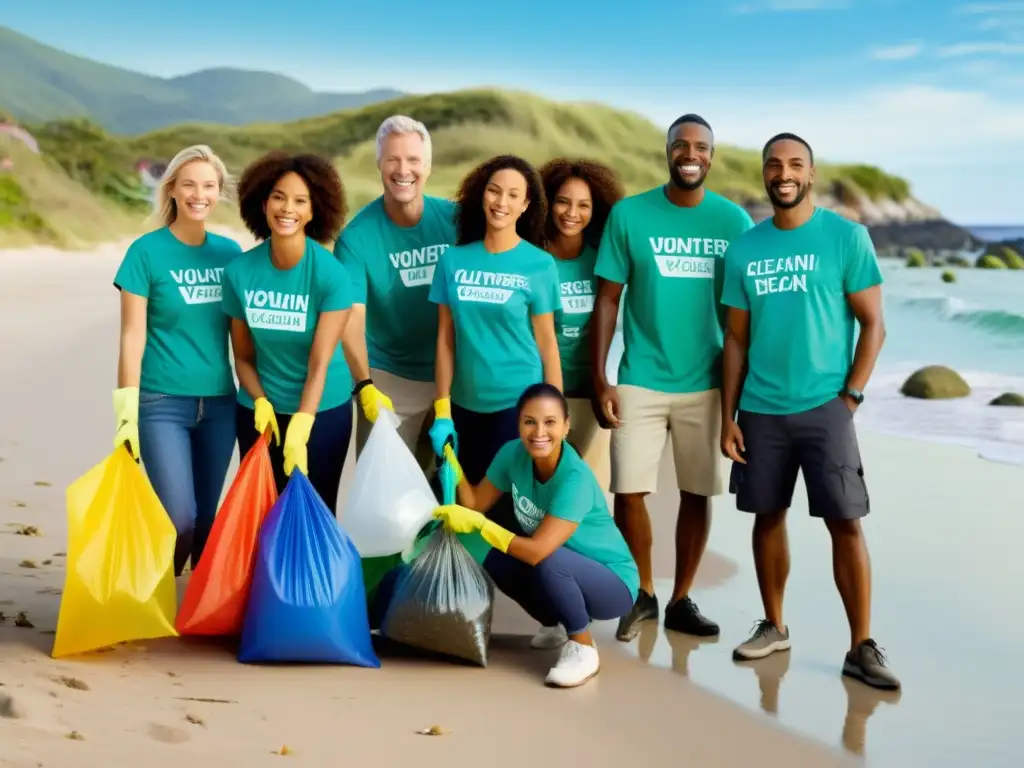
[52,445,179,658]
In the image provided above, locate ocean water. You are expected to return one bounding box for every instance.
[965,225,1024,242]
[607,260,1024,466]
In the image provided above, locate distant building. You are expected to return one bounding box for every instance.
[0,122,40,154]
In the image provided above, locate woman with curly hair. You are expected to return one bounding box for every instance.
[426,154,562,499]
[221,151,356,513]
[113,144,242,576]
[538,158,623,488]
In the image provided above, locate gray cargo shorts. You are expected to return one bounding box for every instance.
[728,396,870,520]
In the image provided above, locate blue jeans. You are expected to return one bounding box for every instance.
[484,546,634,635]
[138,391,236,577]
[235,400,353,515]
[369,546,634,636]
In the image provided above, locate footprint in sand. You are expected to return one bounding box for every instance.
[147,723,191,744]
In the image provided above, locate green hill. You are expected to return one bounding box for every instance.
[3,88,916,248]
[0,26,402,134]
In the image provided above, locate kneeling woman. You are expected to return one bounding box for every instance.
[222,151,355,512]
[439,383,639,688]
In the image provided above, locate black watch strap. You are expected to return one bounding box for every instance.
[352,378,373,396]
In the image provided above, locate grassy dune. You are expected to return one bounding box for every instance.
[2,88,912,248]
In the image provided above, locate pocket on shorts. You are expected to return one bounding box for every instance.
[139,391,166,404]
[825,460,870,514]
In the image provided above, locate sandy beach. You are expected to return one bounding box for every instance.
[2,236,1021,767]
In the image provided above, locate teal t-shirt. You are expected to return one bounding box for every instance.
[553,245,598,397]
[113,227,242,397]
[721,207,884,416]
[335,195,456,382]
[428,239,560,413]
[487,439,640,601]
[221,238,355,414]
[594,187,754,394]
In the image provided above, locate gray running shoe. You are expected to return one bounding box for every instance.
[843,639,900,690]
[732,619,791,661]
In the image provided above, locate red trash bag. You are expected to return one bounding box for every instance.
[176,433,277,636]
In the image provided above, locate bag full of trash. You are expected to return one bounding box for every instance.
[380,524,494,667]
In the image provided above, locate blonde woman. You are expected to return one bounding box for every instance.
[113,145,243,577]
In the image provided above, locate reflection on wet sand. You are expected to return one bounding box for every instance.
[622,436,1023,767]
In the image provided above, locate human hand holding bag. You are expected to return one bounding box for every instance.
[113,386,140,459]
[283,412,314,476]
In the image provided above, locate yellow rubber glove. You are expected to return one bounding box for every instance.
[112,386,140,459]
[254,397,281,446]
[434,504,515,553]
[442,444,464,485]
[357,383,394,424]
[283,412,315,476]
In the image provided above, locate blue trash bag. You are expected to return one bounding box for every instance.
[238,471,380,667]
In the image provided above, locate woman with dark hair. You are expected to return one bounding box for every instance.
[538,158,624,492]
[432,383,639,687]
[426,155,562,494]
[221,151,355,513]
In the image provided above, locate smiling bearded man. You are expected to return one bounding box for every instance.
[590,114,755,642]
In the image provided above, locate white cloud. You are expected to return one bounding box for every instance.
[870,42,923,60]
[938,41,1024,55]
[732,0,850,12]
[956,2,1024,12]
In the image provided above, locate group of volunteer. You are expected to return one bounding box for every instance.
[108,111,900,692]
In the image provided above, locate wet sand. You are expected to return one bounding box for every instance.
[1,239,1018,766]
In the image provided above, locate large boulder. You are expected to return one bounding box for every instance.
[904,248,927,268]
[900,366,971,399]
[976,253,1008,269]
[989,392,1024,407]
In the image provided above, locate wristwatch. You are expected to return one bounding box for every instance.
[841,386,864,405]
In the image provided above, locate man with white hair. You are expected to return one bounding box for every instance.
[335,115,456,474]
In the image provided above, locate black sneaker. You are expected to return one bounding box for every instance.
[664,596,720,637]
[842,639,900,691]
[615,590,659,641]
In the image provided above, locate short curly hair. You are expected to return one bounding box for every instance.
[454,155,547,247]
[538,158,624,249]
[237,151,347,244]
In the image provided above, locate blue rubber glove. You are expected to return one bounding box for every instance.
[428,397,458,457]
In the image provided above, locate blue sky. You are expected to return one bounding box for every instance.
[7,0,1024,224]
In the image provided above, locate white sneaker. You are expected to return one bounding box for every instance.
[530,624,568,650]
[545,641,600,688]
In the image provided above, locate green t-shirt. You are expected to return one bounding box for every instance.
[113,227,242,397]
[221,238,355,415]
[487,439,640,601]
[334,195,457,382]
[553,245,598,397]
[721,207,884,416]
[428,240,560,413]
[594,187,754,393]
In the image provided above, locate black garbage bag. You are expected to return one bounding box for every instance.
[380,524,494,666]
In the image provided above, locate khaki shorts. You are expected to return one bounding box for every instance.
[354,367,436,477]
[610,384,722,497]
[567,397,611,491]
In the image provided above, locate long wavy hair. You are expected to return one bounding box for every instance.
[453,154,547,247]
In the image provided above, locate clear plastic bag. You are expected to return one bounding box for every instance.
[381,525,495,667]
[341,408,438,558]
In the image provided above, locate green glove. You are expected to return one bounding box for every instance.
[113,386,140,459]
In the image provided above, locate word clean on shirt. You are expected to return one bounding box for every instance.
[171,267,224,305]
[244,289,310,332]
[649,236,729,280]
[454,268,528,305]
[389,243,450,288]
[511,483,545,533]
[746,253,818,295]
